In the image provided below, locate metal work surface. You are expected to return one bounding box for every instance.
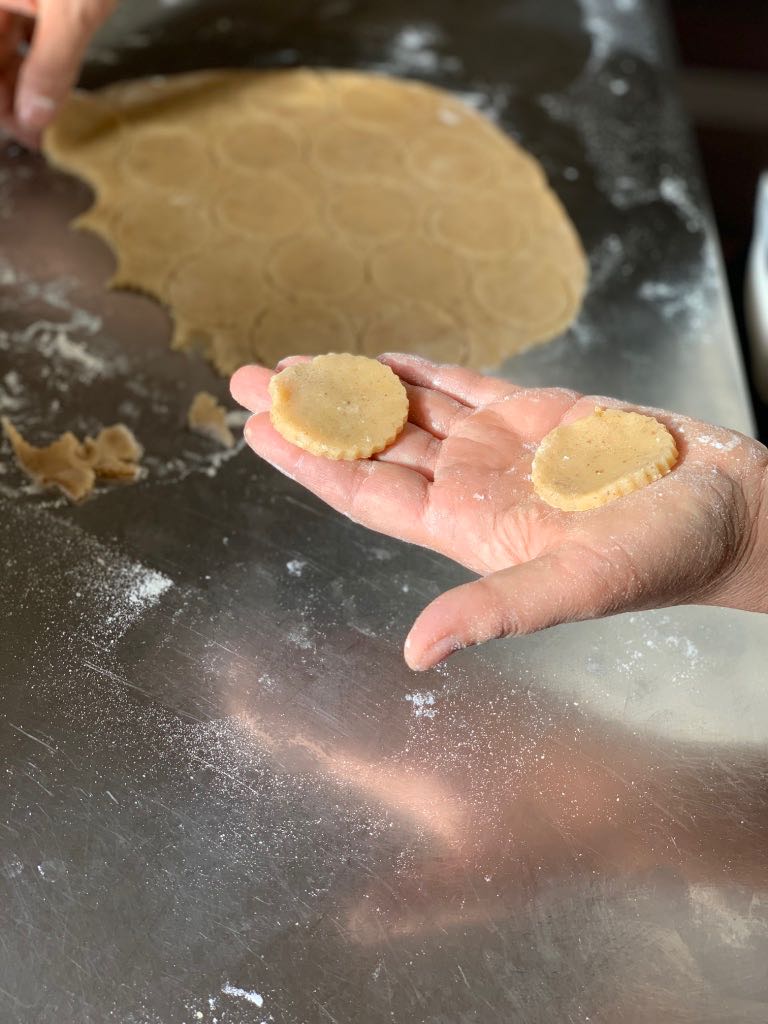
[2,1,768,1021]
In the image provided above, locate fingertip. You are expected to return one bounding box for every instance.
[274,354,312,371]
[229,364,273,411]
[16,90,55,133]
[404,611,466,671]
[243,410,269,446]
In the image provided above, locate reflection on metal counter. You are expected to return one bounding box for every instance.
[1,1,767,1022]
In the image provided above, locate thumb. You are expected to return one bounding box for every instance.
[15,0,112,139]
[404,548,626,671]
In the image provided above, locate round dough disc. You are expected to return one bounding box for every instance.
[531,407,679,511]
[268,353,409,460]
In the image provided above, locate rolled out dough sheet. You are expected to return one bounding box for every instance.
[44,70,587,375]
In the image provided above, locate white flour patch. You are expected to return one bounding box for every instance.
[221,983,264,1008]
[373,23,462,77]
[637,236,718,334]
[659,174,704,233]
[286,558,306,577]
[88,561,174,644]
[451,86,510,124]
[688,887,768,949]
[0,369,25,413]
[695,434,741,452]
[123,566,173,609]
[405,691,437,719]
[286,624,315,650]
[225,408,249,429]
[370,547,395,562]
[2,501,177,648]
[50,330,112,378]
[577,0,656,68]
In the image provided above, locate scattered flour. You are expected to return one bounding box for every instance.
[123,566,173,609]
[0,256,248,492]
[577,0,656,68]
[51,330,112,378]
[221,983,264,1008]
[405,691,437,719]
[374,23,462,77]
[286,559,306,577]
[695,434,741,452]
[3,500,176,647]
[659,174,704,234]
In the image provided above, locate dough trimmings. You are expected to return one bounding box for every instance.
[268,353,408,460]
[2,417,143,502]
[187,391,235,448]
[531,407,678,512]
[44,69,587,375]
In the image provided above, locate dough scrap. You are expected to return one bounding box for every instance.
[44,70,587,374]
[187,391,235,448]
[268,353,408,460]
[531,407,678,511]
[2,417,143,501]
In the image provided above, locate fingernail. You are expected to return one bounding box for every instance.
[411,635,464,671]
[17,93,55,130]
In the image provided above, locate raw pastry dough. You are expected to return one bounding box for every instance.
[268,353,408,460]
[2,418,143,501]
[44,70,587,374]
[187,391,235,448]
[531,407,678,511]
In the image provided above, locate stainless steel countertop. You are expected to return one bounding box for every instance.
[2,1,768,1022]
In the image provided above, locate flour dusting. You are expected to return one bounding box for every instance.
[405,691,437,719]
[374,23,462,77]
[2,501,177,647]
[221,982,264,1008]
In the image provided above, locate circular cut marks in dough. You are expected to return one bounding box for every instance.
[268,353,409,460]
[44,69,587,375]
[531,407,679,512]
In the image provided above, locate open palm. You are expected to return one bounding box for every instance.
[231,353,767,670]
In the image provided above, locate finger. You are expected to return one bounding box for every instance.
[379,352,518,408]
[15,0,113,139]
[274,354,312,371]
[374,422,439,480]
[404,546,629,671]
[230,363,273,413]
[0,2,37,15]
[404,382,470,439]
[244,411,430,545]
[0,14,24,116]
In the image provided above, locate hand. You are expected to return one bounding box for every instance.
[230,354,768,671]
[0,0,113,148]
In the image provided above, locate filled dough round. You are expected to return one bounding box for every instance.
[531,407,679,511]
[268,353,408,460]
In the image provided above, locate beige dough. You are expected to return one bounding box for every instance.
[44,70,587,375]
[187,391,235,448]
[2,417,143,501]
[531,407,678,511]
[268,353,408,460]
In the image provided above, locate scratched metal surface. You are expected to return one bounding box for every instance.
[2,1,768,1022]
